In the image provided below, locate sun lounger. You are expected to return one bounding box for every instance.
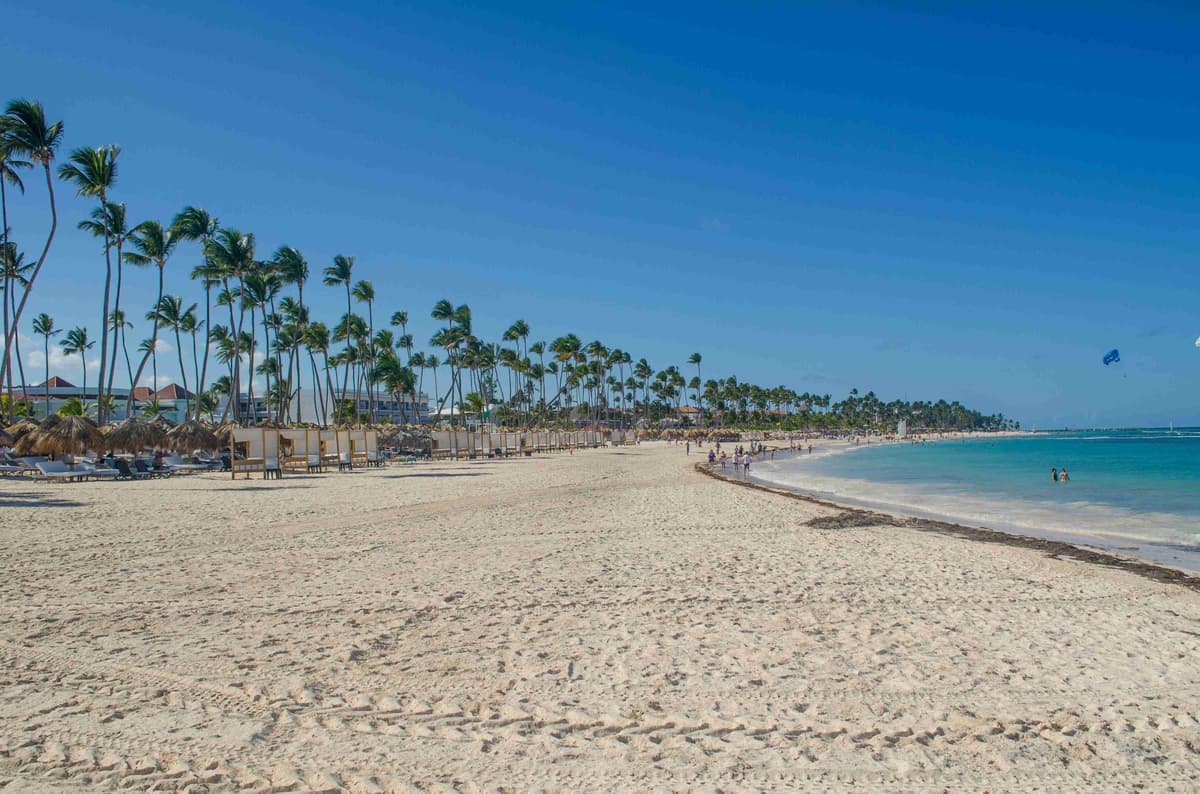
[113,458,152,480]
[75,462,118,480]
[163,453,211,473]
[134,459,171,478]
[35,461,85,482]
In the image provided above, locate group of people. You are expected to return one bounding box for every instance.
[708,444,755,479]
[1051,466,1070,483]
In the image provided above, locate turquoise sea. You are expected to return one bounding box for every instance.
[751,430,1200,572]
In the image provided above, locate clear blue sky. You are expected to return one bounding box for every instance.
[4,1,1198,428]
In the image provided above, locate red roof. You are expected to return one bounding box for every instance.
[678,406,703,414]
[131,386,155,402]
[153,384,194,400]
[39,376,76,388]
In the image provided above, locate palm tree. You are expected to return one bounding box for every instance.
[0,138,30,415]
[351,280,376,421]
[61,327,95,401]
[0,242,32,408]
[273,245,307,420]
[303,321,331,425]
[323,255,355,415]
[31,313,59,418]
[180,305,201,417]
[58,144,120,421]
[152,295,196,401]
[687,352,702,420]
[108,309,135,392]
[79,202,133,409]
[123,220,177,414]
[200,228,253,422]
[172,207,218,420]
[0,100,63,421]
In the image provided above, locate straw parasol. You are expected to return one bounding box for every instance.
[0,427,11,446]
[25,415,104,457]
[13,416,60,455]
[103,417,168,453]
[166,420,222,452]
[5,418,40,443]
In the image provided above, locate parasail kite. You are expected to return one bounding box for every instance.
[1103,349,1120,366]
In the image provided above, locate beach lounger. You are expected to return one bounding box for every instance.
[134,459,171,478]
[35,461,85,482]
[113,458,152,480]
[76,462,119,480]
[163,453,211,473]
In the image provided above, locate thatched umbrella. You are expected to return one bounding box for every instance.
[166,420,222,452]
[26,415,104,458]
[104,417,168,453]
[5,418,40,443]
[0,427,11,446]
[13,416,60,455]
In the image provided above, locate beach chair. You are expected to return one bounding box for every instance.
[163,453,209,474]
[76,462,119,480]
[134,459,171,478]
[35,460,84,482]
[113,458,151,480]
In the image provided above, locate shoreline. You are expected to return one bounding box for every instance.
[695,461,1200,593]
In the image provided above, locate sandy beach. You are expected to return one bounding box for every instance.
[3,442,1200,791]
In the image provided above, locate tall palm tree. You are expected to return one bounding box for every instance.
[79,202,133,408]
[123,220,177,414]
[273,245,307,421]
[202,228,254,422]
[180,305,201,416]
[687,352,702,419]
[152,295,197,402]
[31,312,58,418]
[172,207,218,420]
[303,321,331,426]
[58,144,120,421]
[0,242,32,407]
[351,280,376,421]
[61,327,95,402]
[0,100,63,421]
[0,138,30,414]
[323,255,355,415]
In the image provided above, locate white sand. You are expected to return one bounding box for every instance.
[2,442,1199,791]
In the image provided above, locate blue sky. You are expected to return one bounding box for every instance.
[3,1,1198,427]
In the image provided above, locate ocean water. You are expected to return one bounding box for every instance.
[751,430,1200,571]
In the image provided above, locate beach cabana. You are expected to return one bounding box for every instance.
[336,429,352,469]
[364,429,381,466]
[230,427,282,479]
[348,428,369,467]
[280,428,321,473]
[317,429,340,470]
[431,430,453,460]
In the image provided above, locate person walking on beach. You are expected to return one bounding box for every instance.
[1051,467,1058,483]
[686,440,690,455]
[720,451,728,471]
[742,452,751,479]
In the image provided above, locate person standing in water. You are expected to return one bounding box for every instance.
[1051,467,1058,483]
[1060,467,1069,483]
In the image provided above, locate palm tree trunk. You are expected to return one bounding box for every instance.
[127,265,164,417]
[222,277,238,423]
[96,192,112,424]
[340,288,352,421]
[2,163,56,423]
[190,327,199,420]
[1,175,10,420]
[106,237,125,412]
[43,336,49,419]
[195,278,211,422]
[174,324,188,414]
[246,306,256,421]
[11,287,28,411]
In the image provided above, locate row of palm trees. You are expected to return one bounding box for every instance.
[0,97,1012,433]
